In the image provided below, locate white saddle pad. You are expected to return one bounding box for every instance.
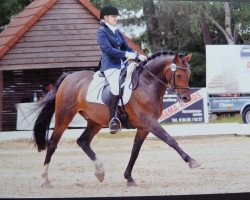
[86,62,137,105]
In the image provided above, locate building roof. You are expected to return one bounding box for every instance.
[0,0,144,70]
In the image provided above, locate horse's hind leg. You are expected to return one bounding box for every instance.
[124,128,148,186]
[41,110,76,187]
[76,120,103,182]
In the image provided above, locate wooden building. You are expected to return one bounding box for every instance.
[0,0,143,131]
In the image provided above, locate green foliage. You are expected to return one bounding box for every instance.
[2,0,250,87]
[89,0,101,8]
[231,2,250,43]
[101,1,249,87]
[210,114,242,124]
[0,0,33,32]
[90,0,143,10]
[107,0,142,11]
[188,52,206,87]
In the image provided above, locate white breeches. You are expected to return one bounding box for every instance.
[104,68,121,95]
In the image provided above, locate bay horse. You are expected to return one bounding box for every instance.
[33,50,201,187]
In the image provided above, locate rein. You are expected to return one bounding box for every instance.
[144,66,170,88]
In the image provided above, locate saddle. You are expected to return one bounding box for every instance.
[86,61,141,129]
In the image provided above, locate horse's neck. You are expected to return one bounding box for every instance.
[146,57,165,75]
[146,55,173,75]
[144,55,173,84]
[139,55,172,99]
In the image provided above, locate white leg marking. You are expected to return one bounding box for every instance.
[93,158,105,182]
[41,164,52,187]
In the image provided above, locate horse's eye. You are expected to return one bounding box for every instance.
[176,74,182,78]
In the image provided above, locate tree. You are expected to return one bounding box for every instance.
[0,0,33,32]
[3,0,249,87]
[199,1,250,45]
[198,3,212,45]
[142,0,161,51]
[232,2,250,43]
[205,2,236,44]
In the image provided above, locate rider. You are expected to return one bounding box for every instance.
[97,5,146,133]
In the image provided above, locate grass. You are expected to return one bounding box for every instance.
[210,113,243,124]
[160,113,243,126]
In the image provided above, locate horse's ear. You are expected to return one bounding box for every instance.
[185,54,192,62]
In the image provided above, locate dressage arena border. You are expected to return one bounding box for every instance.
[1,123,250,198]
[0,123,249,141]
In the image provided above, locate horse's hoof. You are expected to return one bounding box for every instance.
[41,181,52,188]
[188,160,201,169]
[95,171,105,182]
[127,181,137,187]
[93,159,105,182]
[110,130,118,134]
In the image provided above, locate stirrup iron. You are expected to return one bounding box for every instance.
[109,117,121,134]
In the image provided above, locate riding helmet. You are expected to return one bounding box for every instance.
[100,6,119,19]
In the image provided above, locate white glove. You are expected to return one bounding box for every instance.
[138,54,147,61]
[125,52,137,60]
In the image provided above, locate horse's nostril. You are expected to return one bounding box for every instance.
[182,96,187,101]
[181,96,190,102]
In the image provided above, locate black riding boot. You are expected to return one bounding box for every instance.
[108,93,120,134]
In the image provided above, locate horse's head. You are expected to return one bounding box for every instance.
[165,53,192,102]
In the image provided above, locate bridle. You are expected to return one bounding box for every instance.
[144,55,190,93]
[168,63,190,91]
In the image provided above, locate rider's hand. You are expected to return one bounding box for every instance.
[125,52,137,60]
[138,54,147,61]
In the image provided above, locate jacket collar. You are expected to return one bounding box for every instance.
[100,21,118,37]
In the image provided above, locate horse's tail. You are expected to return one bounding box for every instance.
[33,72,69,152]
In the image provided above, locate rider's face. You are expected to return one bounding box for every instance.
[104,15,118,26]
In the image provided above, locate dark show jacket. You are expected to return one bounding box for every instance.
[96,22,134,72]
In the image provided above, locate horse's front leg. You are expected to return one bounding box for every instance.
[146,119,201,168]
[124,128,148,186]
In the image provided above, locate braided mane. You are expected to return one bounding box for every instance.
[131,50,186,89]
[138,50,175,67]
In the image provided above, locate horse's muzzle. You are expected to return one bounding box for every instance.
[179,93,191,103]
